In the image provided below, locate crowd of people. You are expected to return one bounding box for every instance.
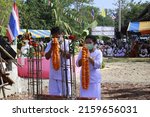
[97,37,150,58]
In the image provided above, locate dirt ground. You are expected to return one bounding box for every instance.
[2,61,150,100]
[101,61,150,100]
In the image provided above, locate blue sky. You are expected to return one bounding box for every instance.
[93,0,149,9]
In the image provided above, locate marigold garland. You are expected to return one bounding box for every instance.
[81,46,90,90]
[52,38,60,70]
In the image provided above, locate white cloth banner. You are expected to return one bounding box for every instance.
[92,26,115,38]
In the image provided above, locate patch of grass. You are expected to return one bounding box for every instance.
[103,57,150,63]
[101,61,105,69]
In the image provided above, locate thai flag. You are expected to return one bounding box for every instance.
[6,2,20,42]
[111,13,116,20]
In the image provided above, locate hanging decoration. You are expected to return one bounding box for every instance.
[81,46,90,90]
[52,38,60,70]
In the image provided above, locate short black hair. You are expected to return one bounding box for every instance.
[51,27,61,35]
[85,35,97,44]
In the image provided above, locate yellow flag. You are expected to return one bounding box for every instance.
[101,8,106,17]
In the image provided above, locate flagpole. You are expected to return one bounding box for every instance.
[14,0,17,45]
[14,0,18,46]
[119,0,121,33]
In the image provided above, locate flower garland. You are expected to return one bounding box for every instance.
[81,46,90,90]
[52,38,60,70]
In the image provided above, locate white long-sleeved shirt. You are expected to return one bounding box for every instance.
[45,39,70,81]
[76,49,103,83]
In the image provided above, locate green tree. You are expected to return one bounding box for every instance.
[113,0,149,34]
[19,0,95,36]
[19,0,54,29]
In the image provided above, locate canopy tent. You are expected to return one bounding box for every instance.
[19,29,51,38]
[127,21,150,35]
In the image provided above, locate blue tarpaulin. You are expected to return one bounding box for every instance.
[127,21,150,34]
[19,29,51,38]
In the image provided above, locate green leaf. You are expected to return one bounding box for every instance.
[63,22,72,34]
[0,26,6,36]
[52,9,58,20]
[85,20,98,29]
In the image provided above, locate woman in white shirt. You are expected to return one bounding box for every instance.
[76,35,103,100]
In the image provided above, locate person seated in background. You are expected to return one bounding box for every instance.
[121,46,126,57]
[139,46,148,57]
[148,46,150,57]
[103,46,107,57]
[113,47,118,57]
[107,46,113,57]
[130,40,139,57]
[116,46,126,57]
[147,39,150,57]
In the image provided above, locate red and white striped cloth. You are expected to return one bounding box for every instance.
[6,2,20,42]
